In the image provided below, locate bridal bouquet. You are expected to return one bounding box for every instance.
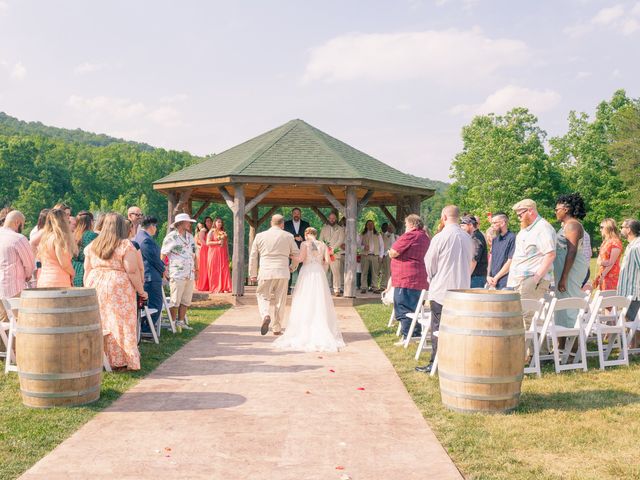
[323,241,338,263]
[216,230,227,241]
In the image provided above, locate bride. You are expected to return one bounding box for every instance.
[274,227,346,352]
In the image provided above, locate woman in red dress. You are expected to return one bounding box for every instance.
[207,217,232,293]
[595,218,623,291]
[195,217,213,291]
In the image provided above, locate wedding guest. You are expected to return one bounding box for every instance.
[507,199,556,323]
[461,215,488,288]
[618,219,640,347]
[127,206,144,230]
[388,214,430,343]
[416,205,473,374]
[358,220,384,294]
[69,215,77,232]
[594,218,623,291]
[94,212,106,233]
[0,206,14,227]
[0,211,35,322]
[196,217,213,291]
[553,193,589,327]
[126,219,145,288]
[135,216,165,333]
[53,203,71,219]
[71,211,98,287]
[37,208,76,287]
[207,217,232,293]
[29,208,49,253]
[285,208,309,293]
[319,211,345,296]
[380,223,397,291]
[487,212,516,290]
[85,213,146,371]
[161,213,198,331]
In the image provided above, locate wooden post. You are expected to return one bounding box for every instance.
[167,192,178,227]
[231,184,246,296]
[395,198,407,234]
[409,196,422,216]
[344,186,358,298]
[248,207,258,255]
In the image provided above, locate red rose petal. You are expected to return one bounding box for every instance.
[336,466,345,470]
[357,387,365,391]
[329,369,335,373]
[305,391,311,394]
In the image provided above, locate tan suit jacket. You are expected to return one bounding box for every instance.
[249,226,300,280]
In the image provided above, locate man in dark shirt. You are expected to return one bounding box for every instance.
[487,212,516,290]
[461,215,488,288]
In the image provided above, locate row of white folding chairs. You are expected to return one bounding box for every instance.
[1,290,178,375]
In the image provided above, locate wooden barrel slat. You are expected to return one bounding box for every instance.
[16,288,102,408]
[438,289,525,414]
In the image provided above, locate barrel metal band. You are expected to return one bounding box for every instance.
[445,290,520,302]
[16,324,101,335]
[439,324,525,337]
[442,308,522,319]
[19,304,98,314]
[439,370,524,384]
[20,384,100,398]
[18,367,103,380]
[20,288,96,298]
[440,388,520,402]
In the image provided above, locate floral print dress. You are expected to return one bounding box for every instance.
[85,240,140,370]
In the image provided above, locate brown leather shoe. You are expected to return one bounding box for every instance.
[335,292,343,297]
[273,331,283,336]
[260,316,271,335]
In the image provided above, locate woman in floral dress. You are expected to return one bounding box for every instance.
[206,217,232,293]
[595,218,623,291]
[84,213,147,371]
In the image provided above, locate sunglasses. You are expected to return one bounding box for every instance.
[516,209,528,217]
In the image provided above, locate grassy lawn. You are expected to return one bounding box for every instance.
[357,304,640,480]
[0,305,229,480]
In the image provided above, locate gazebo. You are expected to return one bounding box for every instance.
[153,119,435,297]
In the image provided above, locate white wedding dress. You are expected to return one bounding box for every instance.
[273,239,346,352]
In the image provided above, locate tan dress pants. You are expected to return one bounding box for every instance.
[256,278,288,333]
[516,277,551,328]
[327,256,342,294]
[380,256,391,290]
[361,255,380,290]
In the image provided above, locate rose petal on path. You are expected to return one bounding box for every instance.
[329,369,335,373]
[357,387,365,391]
[335,466,345,470]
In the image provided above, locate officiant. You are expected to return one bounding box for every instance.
[284,207,310,293]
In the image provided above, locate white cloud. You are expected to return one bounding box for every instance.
[11,62,26,80]
[621,18,640,34]
[74,62,107,75]
[159,93,189,104]
[146,106,184,128]
[68,95,146,119]
[303,28,530,83]
[0,1,8,15]
[633,2,640,16]
[449,85,561,117]
[592,5,624,25]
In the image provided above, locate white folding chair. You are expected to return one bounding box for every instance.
[139,307,160,344]
[161,289,177,334]
[414,313,433,361]
[102,329,112,372]
[583,295,630,370]
[404,289,429,348]
[522,298,545,377]
[430,332,439,377]
[1,297,19,374]
[624,302,640,355]
[538,297,589,373]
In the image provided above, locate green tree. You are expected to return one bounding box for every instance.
[609,101,640,217]
[449,108,562,229]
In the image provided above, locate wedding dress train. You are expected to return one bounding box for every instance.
[273,238,345,352]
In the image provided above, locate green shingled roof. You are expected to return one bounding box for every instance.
[154,119,433,191]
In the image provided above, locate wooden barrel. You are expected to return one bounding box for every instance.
[16,288,102,408]
[438,289,524,414]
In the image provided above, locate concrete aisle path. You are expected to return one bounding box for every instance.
[22,306,462,480]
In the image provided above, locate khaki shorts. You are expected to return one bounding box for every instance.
[169,278,195,307]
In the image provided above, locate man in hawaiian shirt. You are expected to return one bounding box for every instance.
[161,213,198,331]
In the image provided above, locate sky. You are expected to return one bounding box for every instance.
[0,0,638,182]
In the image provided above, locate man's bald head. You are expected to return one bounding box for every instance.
[441,205,460,224]
[271,214,285,228]
[4,210,25,233]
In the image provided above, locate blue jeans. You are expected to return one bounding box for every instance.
[143,280,163,333]
[393,287,422,338]
[470,276,486,288]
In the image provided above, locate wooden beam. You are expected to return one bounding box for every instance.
[244,184,274,212]
[218,186,235,211]
[343,186,358,298]
[174,189,193,215]
[167,192,178,227]
[380,205,398,229]
[321,186,345,215]
[231,184,246,296]
[357,189,375,215]
[257,206,279,227]
[193,200,211,220]
[244,214,256,228]
[396,198,407,234]
[311,206,329,224]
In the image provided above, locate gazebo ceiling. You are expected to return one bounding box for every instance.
[153,119,436,203]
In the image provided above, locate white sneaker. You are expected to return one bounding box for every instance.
[393,338,406,346]
[177,321,193,331]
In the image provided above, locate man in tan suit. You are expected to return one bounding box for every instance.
[249,214,300,335]
[319,211,345,297]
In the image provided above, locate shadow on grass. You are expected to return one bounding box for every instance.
[519,388,640,413]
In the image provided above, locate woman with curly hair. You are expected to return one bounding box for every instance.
[595,218,623,291]
[553,193,589,327]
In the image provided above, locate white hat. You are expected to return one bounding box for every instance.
[172,213,197,227]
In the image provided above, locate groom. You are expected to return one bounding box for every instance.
[249,214,300,335]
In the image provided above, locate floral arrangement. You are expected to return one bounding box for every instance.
[216,230,227,241]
